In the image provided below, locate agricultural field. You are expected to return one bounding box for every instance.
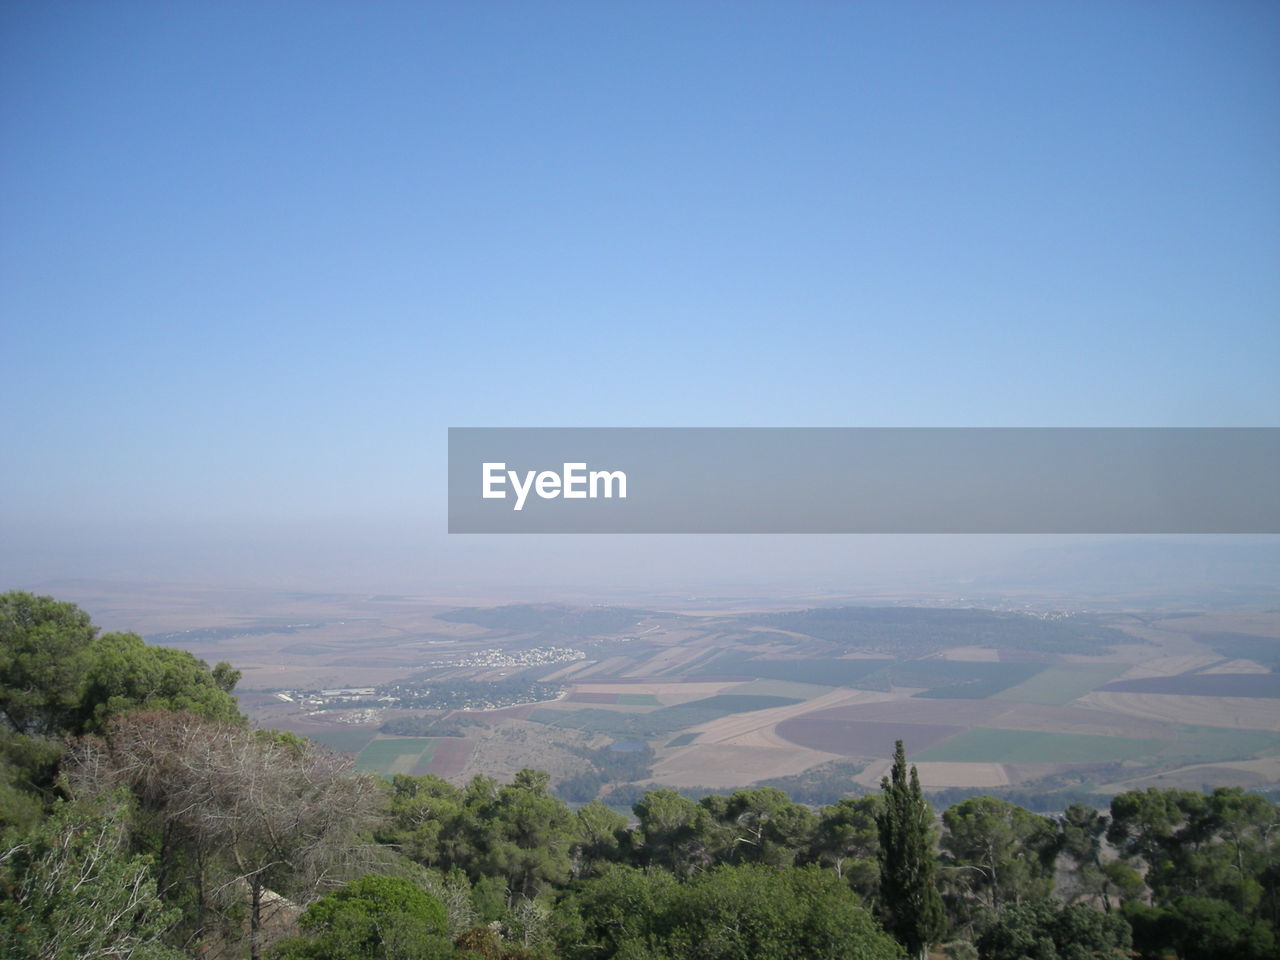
[353,738,437,775]
[776,717,966,758]
[903,661,1047,699]
[529,694,802,738]
[992,665,1128,705]
[911,728,1170,764]
[691,653,894,686]
[1099,673,1280,698]
[307,728,376,755]
[67,581,1280,799]
[912,723,1280,766]
[564,691,662,705]
[1077,692,1280,732]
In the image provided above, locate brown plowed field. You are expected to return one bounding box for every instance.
[775,718,964,758]
[426,738,474,778]
[796,698,1014,726]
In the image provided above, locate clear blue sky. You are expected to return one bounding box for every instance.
[2,2,1277,592]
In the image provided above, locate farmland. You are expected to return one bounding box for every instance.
[1099,673,1280,698]
[691,653,894,686]
[992,665,1129,705]
[911,728,1169,764]
[912,723,1280,766]
[529,694,803,738]
[55,581,1280,803]
[353,738,437,775]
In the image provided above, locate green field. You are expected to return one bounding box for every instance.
[354,738,437,775]
[913,728,1168,763]
[619,693,661,706]
[725,678,834,699]
[1156,726,1280,765]
[991,665,1128,705]
[308,729,375,755]
[892,661,1046,699]
[675,694,800,713]
[531,695,801,738]
[914,723,1280,766]
[665,733,699,747]
[693,653,893,686]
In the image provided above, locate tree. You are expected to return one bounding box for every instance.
[631,789,716,877]
[67,711,381,960]
[268,874,451,960]
[941,795,1058,911]
[877,740,946,960]
[698,787,817,867]
[551,864,904,960]
[0,592,241,740]
[0,794,182,960]
[550,864,676,960]
[0,593,98,738]
[1109,786,1280,918]
[73,631,241,734]
[975,899,1131,960]
[812,794,882,896]
[470,768,577,901]
[661,864,904,960]
[572,801,629,878]
[1124,896,1277,960]
[377,774,467,871]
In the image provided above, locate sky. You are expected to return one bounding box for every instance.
[2,2,1277,594]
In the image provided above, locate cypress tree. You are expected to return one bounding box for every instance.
[877,739,947,960]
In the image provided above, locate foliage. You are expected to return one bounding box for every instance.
[0,592,241,835]
[0,795,181,960]
[378,770,577,900]
[268,874,451,960]
[67,710,381,959]
[0,730,64,833]
[553,864,903,960]
[0,593,98,737]
[630,789,715,877]
[74,631,241,734]
[811,794,881,897]
[1124,897,1278,960]
[1108,786,1280,917]
[941,795,1058,911]
[697,787,817,868]
[573,802,629,878]
[974,899,1131,960]
[877,740,946,960]
[556,744,655,803]
[754,759,867,805]
[0,592,240,740]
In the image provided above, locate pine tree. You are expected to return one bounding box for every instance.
[877,739,946,960]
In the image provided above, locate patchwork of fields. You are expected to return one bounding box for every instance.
[249,603,1279,797]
